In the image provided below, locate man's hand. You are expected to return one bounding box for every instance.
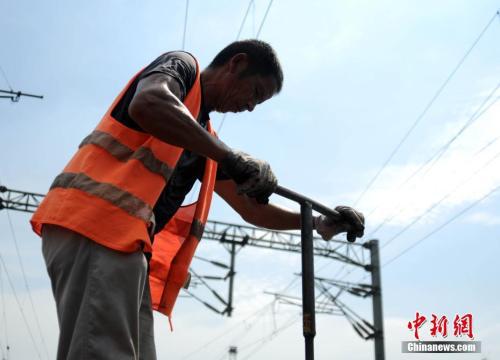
[219,150,277,204]
[314,206,365,242]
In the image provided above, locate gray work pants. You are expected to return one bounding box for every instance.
[42,224,157,360]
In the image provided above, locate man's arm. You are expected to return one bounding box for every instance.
[215,179,366,239]
[215,179,301,230]
[129,73,231,162]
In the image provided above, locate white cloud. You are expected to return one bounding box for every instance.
[354,92,500,234]
[464,211,500,226]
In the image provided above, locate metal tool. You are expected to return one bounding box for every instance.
[273,185,357,360]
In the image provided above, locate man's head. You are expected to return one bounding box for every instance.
[202,39,283,113]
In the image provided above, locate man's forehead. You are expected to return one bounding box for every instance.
[255,75,278,96]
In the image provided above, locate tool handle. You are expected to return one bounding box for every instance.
[274,185,357,242]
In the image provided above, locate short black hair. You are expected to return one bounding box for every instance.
[208,39,284,93]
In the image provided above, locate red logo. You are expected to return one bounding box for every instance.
[453,314,474,339]
[430,314,449,338]
[407,312,474,340]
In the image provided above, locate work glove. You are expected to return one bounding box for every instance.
[314,206,365,242]
[219,150,277,204]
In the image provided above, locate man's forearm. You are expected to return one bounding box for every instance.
[243,202,302,230]
[129,81,231,162]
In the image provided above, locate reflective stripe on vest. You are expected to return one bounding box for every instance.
[79,130,175,181]
[50,172,153,222]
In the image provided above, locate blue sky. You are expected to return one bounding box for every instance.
[1,1,500,359]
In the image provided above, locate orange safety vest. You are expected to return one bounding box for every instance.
[31,57,217,321]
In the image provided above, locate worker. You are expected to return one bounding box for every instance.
[30,39,364,360]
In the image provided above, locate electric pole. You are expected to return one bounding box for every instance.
[366,239,385,360]
[228,346,237,360]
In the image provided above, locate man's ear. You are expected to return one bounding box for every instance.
[228,53,249,74]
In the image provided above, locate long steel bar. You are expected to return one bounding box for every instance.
[369,240,385,360]
[300,201,316,360]
[275,185,341,220]
[273,185,360,360]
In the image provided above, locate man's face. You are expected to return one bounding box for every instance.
[214,54,278,113]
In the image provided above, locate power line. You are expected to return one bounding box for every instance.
[220,301,278,357]
[182,0,189,50]
[382,147,500,249]
[217,0,276,134]
[421,81,500,175]
[474,134,500,156]
[341,139,500,284]
[366,88,500,237]
[366,92,500,223]
[252,0,256,36]
[236,0,255,41]
[182,264,308,359]
[4,210,51,359]
[0,253,43,360]
[0,65,13,91]
[217,0,255,133]
[240,313,299,360]
[383,182,500,267]
[352,10,500,207]
[0,267,9,360]
[182,272,299,359]
[0,60,43,102]
[0,172,44,359]
[341,177,500,294]
[181,301,275,359]
[255,0,274,38]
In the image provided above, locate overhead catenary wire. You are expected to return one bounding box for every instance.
[365,90,500,224]
[315,280,374,338]
[0,65,13,91]
[0,253,43,360]
[240,313,300,360]
[339,139,500,283]
[255,0,274,38]
[381,148,500,249]
[338,85,500,281]
[182,0,189,50]
[383,182,500,267]
[252,0,256,36]
[180,300,276,359]
[182,262,306,359]
[342,177,500,291]
[0,268,9,360]
[0,172,45,359]
[352,10,500,207]
[474,133,500,156]
[217,0,275,134]
[217,301,279,358]
[366,87,500,238]
[182,275,298,359]
[417,81,500,177]
[236,0,256,41]
[4,211,51,360]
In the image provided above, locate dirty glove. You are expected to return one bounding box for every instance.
[219,150,277,204]
[314,206,365,242]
